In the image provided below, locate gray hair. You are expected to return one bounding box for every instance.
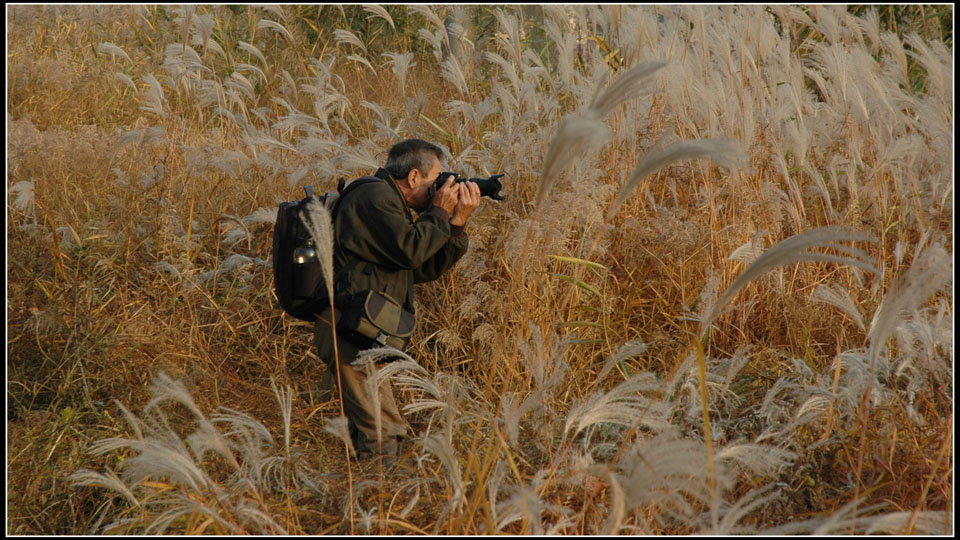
[385,139,442,180]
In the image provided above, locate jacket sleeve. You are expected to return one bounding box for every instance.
[338,182,454,271]
[413,227,468,283]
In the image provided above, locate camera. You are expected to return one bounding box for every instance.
[433,172,506,201]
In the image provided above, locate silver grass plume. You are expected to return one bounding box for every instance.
[867,244,952,369]
[484,51,521,92]
[494,470,574,534]
[516,321,573,392]
[444,13,467,64]
[363,4,395,30]
[237,40,267,66]
[191,12,215,51]
[537,62,665,208]
[601,472,627,534]
[607,138,748,217]
[879,31,910,87]
[236,63,266,83]
[170,5,195,46]
[699,226,879,340]
[595,340,649,381]
[589,61,668,118]
[502,323,572,445]
[418,27,446,63]
[613,432,729,526]
[483,461,509,529]
[715,443,796,478]
[116,126,165,150]
[144,370,206,419]
[360,100,404,140]
[352,348,423,446]
[863,511,953,535]
[194,32,226,60]
[608,430,795,533]
[261,5,286,20]
[762,498,895,534]
[904,33,950,100]
[70,372,289,534]
[728,231,766,266]
[383,51,417,90]
[697,485,784,534]
[442,54,470,96]
[492,8,523,66]
[536,116,611,208]
[323,416,356,459]
[203,407,272,487]
[256,19,294,45]
[676,357,745,426]
[421,434,465,511]
[811,283,865,330]
[301,197,335,301]
[141,73,166,117]
[97,42,132,64]
[400,368,474,443]
[334,29,369,52]
[9,180,36,218]
[334,144,380,172]
[273,111,320,133]
[225,72,253,108]
[222,208,274,246]
[209,149,252,179]
[115,71,138,95]
[543,18,577,91]
[270,378,292,460]
[408,5,446,36]
[347,54,377,76]
[563,371,673,440]
[393,367,449,416]
[163,43,209,82]
[69,468,141,509]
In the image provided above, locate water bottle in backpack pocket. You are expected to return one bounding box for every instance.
[289,224,320,293]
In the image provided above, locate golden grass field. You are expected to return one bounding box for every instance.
[7,5,953,534]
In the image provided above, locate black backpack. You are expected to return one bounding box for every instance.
[272,177,381,322]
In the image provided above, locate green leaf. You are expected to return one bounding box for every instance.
[547,272,602,297]
[547,254,608,271]
[419,113,456,144]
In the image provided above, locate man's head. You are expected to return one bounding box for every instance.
[386,139,444,211]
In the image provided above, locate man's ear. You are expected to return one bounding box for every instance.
[406,168,420,186]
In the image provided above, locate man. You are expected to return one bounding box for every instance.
[314,139,480,456]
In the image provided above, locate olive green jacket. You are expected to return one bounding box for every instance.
[332,168,469,316]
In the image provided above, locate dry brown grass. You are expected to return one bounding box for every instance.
[8,4,953,535]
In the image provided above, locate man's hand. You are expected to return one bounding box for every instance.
[432,175,458,216]
[450,180,481,227]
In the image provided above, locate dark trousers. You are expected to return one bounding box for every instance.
[314,309,408,455]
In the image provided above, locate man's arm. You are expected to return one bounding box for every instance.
[414,181,480,283]
[338,182,453,271]
[413,227,468,283]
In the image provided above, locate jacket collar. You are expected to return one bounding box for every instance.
[376,167,412,215]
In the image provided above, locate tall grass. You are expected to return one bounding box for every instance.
[8,4,952,535]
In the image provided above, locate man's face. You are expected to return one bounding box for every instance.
[406,156,442,211]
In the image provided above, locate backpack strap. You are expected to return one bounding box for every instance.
[330,173,386,300]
